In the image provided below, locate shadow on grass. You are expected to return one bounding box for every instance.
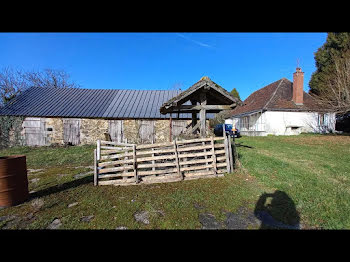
[254,190,300,230]
[28,175,94,200]
[235,142,254,149]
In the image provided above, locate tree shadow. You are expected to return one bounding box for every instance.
[254,190,300,229]
[28,175,94,200]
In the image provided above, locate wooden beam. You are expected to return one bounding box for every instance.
[161,104,237,113]
[191,99,198,134]
[200,92,207,137]
[173,139,183,180]
[169,113,172,142]
[184,104,236,110]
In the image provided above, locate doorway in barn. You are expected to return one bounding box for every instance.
[138,120,155,144]
[22,117,47,146]
[108,120,124,143]
[63,119,80,145]
[171,120,188,140]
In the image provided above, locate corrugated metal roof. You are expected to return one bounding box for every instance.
[0,87,214,119]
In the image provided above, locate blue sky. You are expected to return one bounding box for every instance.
[0,32,327,100]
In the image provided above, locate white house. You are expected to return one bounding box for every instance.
[226,67,336,136]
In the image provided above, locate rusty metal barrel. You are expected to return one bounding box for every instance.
[0,155,29,207]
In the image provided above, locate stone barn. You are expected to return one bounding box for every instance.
[0,77,238,146]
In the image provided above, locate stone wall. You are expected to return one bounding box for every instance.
[80,119,109,144]
[22,117,212,146]
[154,119,170,143]
[123,119,139,144]
[46,118,64,145]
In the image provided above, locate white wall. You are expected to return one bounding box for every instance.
[229,111,336,136]
[264,111,336,135]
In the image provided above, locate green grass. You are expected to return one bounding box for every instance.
[1,134,350,229]
[237,134,350,229]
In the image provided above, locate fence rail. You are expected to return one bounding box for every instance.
[94,134,234,186]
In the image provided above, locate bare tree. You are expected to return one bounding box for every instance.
[0,67,80,148]
[23,68,80,89]
[0,67,80,106]
[311,55,350,114]
[0,67,27,106]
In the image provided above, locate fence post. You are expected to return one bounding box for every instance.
[228,135,234,172]
[173,139,182,180]
[223,131,231,173]
[232,135,238,169]
[133,144,138,183]
[97,140,101,161]
[210,137,218,176]
[94,149,98,186]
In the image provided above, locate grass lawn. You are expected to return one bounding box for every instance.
[0,134,349,229]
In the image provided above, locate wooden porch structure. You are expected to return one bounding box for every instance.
[160,76,241,137]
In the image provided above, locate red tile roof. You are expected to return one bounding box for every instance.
[230,78,325,117]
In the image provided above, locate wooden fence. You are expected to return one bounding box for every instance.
[94,134,234,186]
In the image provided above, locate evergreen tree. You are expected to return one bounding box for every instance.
[230,87,241,101]
[309,32,350,94]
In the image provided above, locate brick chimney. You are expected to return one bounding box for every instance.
[293,67,304,105]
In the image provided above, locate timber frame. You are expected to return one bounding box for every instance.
[160,76,241,137]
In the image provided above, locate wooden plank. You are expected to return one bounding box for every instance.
[94,149,98,186]
[136,148,175,156]
[216,156,226,162]
[214,143,225,149]
[97,140,101,161]
[178,149,225,159]
[101,148,130,154]
[223,132,231,173]
[98,158,134,167]
[141,175,182,184]
[138,162,176,169]
[216,162,227,168]
[232,136,238,169]
[179,158,213,166]
[99,165,134,174]
[184,173,224,181]
[100,140,135,147]
[211,137,218,176]
[173,140,182,179]
[181,164,213,172]
[98,179,136,186]
[177,144,212,152]
[99,171,135,179]
[100,152,133,161]
[184,170,215,178]
[136,141,173,149]
[138,168,178,176]
[151,146,155,173]
[136,154,176,163]
[133,145,138,183]
[228,136,234,172]
[101,145,133,150]
[176,136,223,145]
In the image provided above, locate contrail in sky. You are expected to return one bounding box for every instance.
[176,33,213,48]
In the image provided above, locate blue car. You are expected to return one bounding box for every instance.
[213,124,241,138]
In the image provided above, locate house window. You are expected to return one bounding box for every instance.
[318,113,324,126]
[318,113,329,127]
